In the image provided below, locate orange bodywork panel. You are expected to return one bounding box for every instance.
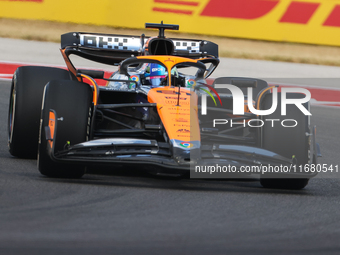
[60,48,80,82]
[80,74,98,105]
[48,111,56,149]
[141,55,203,142]
[148,87,200,142]
[137,55,199,71]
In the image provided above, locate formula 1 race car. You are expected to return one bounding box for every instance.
[8,22,320,189]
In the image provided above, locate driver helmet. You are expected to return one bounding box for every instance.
[144,63,167,87]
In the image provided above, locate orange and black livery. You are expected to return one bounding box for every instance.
[8,22,320,189]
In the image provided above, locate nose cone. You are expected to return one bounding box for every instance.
[147,87,200,142]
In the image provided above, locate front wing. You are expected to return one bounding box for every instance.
[44,112,318,178]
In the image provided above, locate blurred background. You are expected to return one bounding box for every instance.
[1,0,340,66]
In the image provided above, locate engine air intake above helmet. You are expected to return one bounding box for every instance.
[148,38,174,55]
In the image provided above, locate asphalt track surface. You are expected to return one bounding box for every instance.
[2,82,340,255]
[1,38,340,255]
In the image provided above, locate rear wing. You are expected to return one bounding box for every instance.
[61,32,218,65]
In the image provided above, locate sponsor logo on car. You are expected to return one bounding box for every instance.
[179,142,193,148]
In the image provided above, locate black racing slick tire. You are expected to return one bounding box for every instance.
[38,80,92,178]
[8,66,71,158]
[260,92,311,190]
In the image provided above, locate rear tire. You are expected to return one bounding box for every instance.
[8,66,71,158]
[260,92,310,190]
[38,80,92,178]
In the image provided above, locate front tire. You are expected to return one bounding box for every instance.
[8,66,71,158]
[38,80,92,178]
